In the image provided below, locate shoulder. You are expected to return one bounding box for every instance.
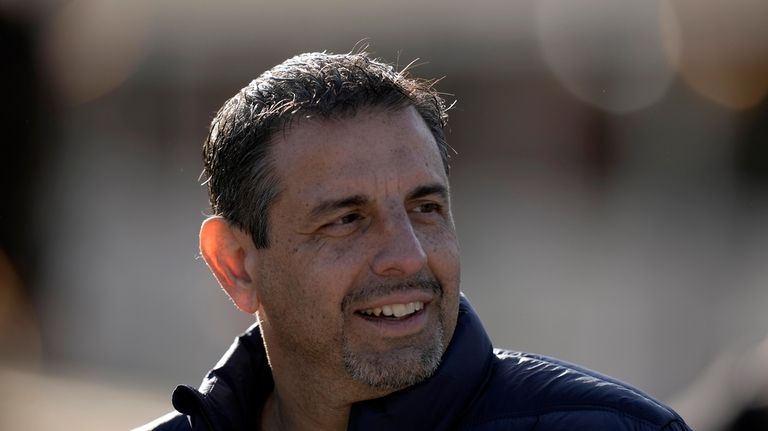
[461,349,692,431]
[132,411,191,431]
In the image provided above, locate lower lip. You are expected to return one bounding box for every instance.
[352,306,430,337]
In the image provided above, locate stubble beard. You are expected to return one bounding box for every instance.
[340,277,446,390]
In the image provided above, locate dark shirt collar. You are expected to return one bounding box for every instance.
[172,294,493,430]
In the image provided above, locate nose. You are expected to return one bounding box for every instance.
[370,211,428,277]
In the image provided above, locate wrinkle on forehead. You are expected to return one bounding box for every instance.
[272,107,448,205]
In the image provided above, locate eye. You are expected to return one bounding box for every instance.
[413,202,443,214]
[318,212,365,237]
[332,213,363,225]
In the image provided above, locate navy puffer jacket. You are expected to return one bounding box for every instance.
[139,296,692,431]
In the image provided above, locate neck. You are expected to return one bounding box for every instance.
[259,354,393,431]
[256,316,396,430]
[260,387,350,431]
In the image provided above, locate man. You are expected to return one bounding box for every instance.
[141,51,691,430]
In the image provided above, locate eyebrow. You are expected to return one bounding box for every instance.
[308,183,449,220]
[309,195,369,219]
[407,183,449,201]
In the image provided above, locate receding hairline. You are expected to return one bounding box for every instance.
[267,104,444,166]
[269,103,428,142]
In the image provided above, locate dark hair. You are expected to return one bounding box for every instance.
[202,51,452,248]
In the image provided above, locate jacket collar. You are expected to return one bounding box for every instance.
[172,294,493,430]
[172,324,272,430]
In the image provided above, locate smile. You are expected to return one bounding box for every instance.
[358,301,424,318]
[350,296,432,337]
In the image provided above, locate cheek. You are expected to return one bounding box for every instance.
[306,241,367,289]
[421,227,460,271]
[257,253,346,352]
[271,239,367,314]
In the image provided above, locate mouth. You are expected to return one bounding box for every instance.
[349,297,432,338]
[355,301,425,320]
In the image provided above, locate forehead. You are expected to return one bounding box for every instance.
[271,107,448,199]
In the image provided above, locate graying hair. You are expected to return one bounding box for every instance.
[202,51,452,248]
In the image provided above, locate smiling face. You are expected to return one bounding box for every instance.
[252,106,460,396]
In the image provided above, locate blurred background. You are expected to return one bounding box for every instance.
[2,0,768,429]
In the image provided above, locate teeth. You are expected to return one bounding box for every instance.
[360,301,424,318]
[392,304,407,317]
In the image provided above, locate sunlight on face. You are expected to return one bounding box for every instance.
[253,107,461,394]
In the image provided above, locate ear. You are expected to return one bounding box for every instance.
[199,216,260,314]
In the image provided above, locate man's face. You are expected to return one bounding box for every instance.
[252,106,460,394]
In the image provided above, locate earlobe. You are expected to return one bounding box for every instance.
[199,216,261,314]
